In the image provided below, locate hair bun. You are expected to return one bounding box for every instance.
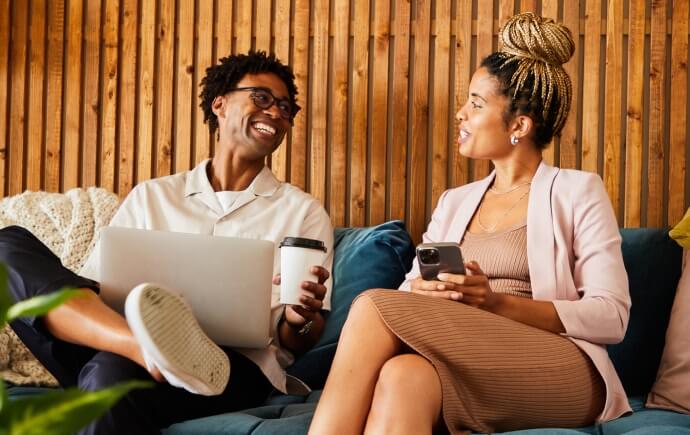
[499,12,574,67]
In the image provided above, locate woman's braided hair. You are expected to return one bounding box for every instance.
[480,12,575,148]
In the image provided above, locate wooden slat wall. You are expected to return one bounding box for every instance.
[2,0,690,243]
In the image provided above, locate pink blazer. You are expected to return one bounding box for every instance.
[401,161,632,422]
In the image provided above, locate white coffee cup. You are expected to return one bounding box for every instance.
[279,237,327,306]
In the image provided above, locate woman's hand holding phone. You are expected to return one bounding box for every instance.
[411,259,499,310]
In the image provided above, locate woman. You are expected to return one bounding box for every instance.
[309,13,631,435]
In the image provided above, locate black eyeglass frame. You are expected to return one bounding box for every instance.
[229,86,300,122]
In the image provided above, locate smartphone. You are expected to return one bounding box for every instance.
[416,242,466,281]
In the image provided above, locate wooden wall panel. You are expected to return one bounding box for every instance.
[0,0,9,194]
[624,0,645,227]
[603,0,623,221]
[26,0,45,192]
[63,0,82,191]
[648,0,668,227]
[2,0,690,243]
[669,0,689,225]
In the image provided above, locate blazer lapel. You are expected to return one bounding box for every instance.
[527,161,559,299]
[450,172,495,242]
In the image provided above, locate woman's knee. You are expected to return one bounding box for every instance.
[376,354,439,395]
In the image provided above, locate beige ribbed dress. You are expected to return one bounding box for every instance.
[363,224,605,434]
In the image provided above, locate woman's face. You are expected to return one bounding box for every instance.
[455,67,514,160]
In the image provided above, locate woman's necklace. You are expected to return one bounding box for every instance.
[477,187,531,233]
[488,181,532,195]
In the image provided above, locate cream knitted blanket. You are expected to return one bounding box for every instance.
[0,188,119,386]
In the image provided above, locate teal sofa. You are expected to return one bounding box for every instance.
[8,222,690,434]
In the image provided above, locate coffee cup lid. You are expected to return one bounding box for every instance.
[279,237,327,252]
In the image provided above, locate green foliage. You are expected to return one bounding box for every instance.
[0,262,151,434]
[5,289,85,323]
[0,381,150,435]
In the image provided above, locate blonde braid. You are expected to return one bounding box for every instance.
[498,12,575,135]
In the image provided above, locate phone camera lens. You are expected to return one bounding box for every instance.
[419,248,440,265]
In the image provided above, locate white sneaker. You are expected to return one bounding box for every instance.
[125,283,230,396]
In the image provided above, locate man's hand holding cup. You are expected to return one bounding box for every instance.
[275,237,329,349]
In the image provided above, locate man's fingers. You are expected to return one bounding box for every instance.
[301,280,326,300]
[299,294,323,311]
[311,265,330,284]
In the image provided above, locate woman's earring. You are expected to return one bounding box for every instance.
[510,135,519,146]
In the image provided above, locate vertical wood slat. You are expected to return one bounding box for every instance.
[100,0,118,191]
[388,0,409,221]
[369,0,389,225]
[624,0,645,227]
[26,0,45,191]
[174,0,194,174]
[81,1,101,187]
[603,0,623,221]
[559,0,578,170]
[44,0,64,191]
[452,0,471,189]
[498,0,514,30]
[63,0,83,190]
[329,0,348,226]
[349,0,368,226]
[409,0,430,244]
[648,0,668,227]
[668,0,688,225]
[236,0,252,53]
[0,0,9,196]
[8,0,28,195]
[155,0,174,177]
[136,0,155,183]
[520,0,537,13]
[310,0,328,208]
[270,0,291,181]
[431,0,450,210]
[255,0,271,52]
[540,0,558,165]
[473,0,492,181]
[581,0,601,174]
[215,0,233,62]
[290,0,309,191]
[194,0,214,165]
[118,0,137,196]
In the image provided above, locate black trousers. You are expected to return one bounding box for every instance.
[1,226,273,435]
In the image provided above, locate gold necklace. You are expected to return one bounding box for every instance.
[489,181,532,195]
[477,188,530,233]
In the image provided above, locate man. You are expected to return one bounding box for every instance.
[2,51,333,434]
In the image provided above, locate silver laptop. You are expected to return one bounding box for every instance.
[98,227,274,348]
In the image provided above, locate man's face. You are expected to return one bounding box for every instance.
[212,72,292,161]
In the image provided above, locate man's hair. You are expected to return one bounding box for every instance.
[480,13,574,149]
[199,51,300,135]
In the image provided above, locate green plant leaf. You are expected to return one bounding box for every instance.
[5,289,83,323]
[0,378,6,415]
[0,263,12,325]
[0,380,152,435]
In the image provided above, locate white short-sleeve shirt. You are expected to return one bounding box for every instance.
[81,159,334,393]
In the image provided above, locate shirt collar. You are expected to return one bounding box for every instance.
[184,159,281,198]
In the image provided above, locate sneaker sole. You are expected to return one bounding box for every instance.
[125,283,230,395]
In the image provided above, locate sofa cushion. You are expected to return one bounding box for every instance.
[607,228,682,396]
[647,249,690,413]
[286,220,415,389]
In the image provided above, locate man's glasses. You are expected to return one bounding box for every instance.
[230,87,299,121]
